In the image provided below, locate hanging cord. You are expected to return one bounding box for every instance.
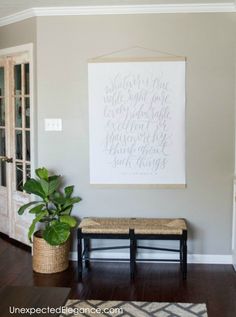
[133,46,184,58]
[89,45,185,62]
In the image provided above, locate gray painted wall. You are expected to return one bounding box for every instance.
[0,13,235,256]
[0,18,36,49]
[36,14,235,255]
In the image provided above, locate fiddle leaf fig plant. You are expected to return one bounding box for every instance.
[18,167,82,246]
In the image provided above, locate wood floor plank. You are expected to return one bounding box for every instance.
[0,234,236,317]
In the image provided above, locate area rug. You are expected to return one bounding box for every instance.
[60,300,208,316]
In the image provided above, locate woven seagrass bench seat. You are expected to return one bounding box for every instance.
[79,217,187,235]
[77,217,187,281]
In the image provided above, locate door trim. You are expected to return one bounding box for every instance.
[0,43,35,241]
[0,43,35,171]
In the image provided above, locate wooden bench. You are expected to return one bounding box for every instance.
[77,217,187,280]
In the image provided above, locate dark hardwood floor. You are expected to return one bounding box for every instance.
[0,234,236,317]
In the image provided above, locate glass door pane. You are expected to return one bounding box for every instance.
[0,67,4,96]
[13,63,31,192]
[0,127,6,187]
[0,128,6,156]
[0,66,6,187]
[13,63,31,191]
[15,97,22,128]
[16,162,23,191]
[0,161,6,186]
[14,65,21,95]
[0,98,5,126]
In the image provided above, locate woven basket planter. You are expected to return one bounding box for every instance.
[32,231,70,274]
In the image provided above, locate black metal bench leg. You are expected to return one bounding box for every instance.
[134,238,137,271]
[130,229,135,280]
[84,238,90,270]
[180,239,183,272]
[182,230,187,280]
[77,228,83,281]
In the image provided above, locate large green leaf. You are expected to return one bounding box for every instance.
[39,179,49,195]
[43,222,70,246]
[48,176,60,195]
[28,211,47,242]
[29,204,45,214]
[23,178,46,199]
[35,167,48,180]
[18,201,42,215]
[52,192,67,205]
[63,197,82,209]
[39,177,60,196]
[60,206,72,215]
[48,175,60,182]
[64,185,74,198]
[60,215,77,228]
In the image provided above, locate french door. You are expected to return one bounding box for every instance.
[0,45,34,245]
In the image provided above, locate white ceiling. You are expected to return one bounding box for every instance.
[0,0,234,19]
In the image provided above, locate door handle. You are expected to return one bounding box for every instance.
[1,156,13,163]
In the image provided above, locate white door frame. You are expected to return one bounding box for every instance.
[0,42,35,173]
[0,43,35,243]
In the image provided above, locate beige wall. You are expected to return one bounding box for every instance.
[0,18,36,49]
[0,13,235,256]
[36,13,235,255]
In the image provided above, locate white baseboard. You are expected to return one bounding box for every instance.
[188,254,232,264]
[232,251,236,270]
[69,251,232,264]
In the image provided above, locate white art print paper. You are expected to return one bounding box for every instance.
[88,60,186,185]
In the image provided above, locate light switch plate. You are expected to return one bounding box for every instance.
[44,118,62,131]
